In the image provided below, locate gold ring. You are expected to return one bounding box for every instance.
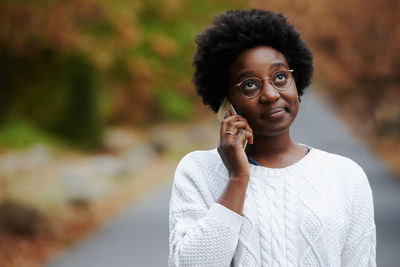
[225,131,236,136]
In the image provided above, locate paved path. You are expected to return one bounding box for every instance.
[45,91,400,267]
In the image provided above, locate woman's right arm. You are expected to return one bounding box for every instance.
[217,112,254,215]
[169,153,244,267]
[169,113,253,266]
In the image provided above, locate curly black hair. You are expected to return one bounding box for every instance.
[192,9,313,112]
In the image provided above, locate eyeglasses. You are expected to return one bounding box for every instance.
[234,68,294,99]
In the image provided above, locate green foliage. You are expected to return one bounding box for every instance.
[82,19,116,39]
[132,0,247,122]
[0,51,105,149]
[155,87,192,121]
[0,117,60,149]
[51,54,105,148]
[0,0,248,148]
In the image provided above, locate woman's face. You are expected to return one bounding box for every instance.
[228,46,299,137]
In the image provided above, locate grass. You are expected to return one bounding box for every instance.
[0,118,62,150]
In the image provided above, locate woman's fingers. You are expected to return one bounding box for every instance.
[220,114,252,138]
[235,129,254,146]
[226,121,252,135]
[220,114,236,137]
[217,113,252,178]
[219,114,253,151]
[221,128,253,149]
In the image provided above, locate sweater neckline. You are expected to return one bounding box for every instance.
[249,145,318,177]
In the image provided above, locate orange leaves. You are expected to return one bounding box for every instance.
[1,0,249,127]
[149,33,178,58]
[158,0,187,21]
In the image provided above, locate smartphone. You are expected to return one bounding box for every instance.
[217,98,237,121]
[217,99,248,149]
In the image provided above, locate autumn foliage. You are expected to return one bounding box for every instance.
[0,0,246,147]
[0,0,399,148]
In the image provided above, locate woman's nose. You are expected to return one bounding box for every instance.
[259,81,280,103]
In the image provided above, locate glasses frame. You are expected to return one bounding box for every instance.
[234,69,294,99]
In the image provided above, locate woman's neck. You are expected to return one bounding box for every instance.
[245,130,306,168]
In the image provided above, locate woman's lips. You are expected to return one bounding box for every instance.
[260,107,286,119]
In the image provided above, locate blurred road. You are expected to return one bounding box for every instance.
[45,90,400,267]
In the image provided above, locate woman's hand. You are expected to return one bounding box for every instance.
[217,110,254,179]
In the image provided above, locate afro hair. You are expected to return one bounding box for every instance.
[192,9,313,112]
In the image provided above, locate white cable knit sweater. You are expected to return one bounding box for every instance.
[169,147,376,266]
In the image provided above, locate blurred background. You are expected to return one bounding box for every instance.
[0,0,399,266]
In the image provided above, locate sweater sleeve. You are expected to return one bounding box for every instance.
[169,152,243,267]
[341,164,376,267]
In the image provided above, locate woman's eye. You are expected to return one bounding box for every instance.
[245,81,256,88]
[273,72,287,84]
[241,79,258,90]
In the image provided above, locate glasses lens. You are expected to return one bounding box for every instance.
[239,78,262,98]
[271,69,292,90]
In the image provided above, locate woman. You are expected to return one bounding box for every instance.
[169,9,376,266]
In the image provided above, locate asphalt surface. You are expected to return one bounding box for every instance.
[45,91,400,267]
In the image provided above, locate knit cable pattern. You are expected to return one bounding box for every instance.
[266,181,286,265]
[300,208,324,266]
[250,178,273,266]
[169,148,376,266]
[250,177,289,266]
[284,176,297,267]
